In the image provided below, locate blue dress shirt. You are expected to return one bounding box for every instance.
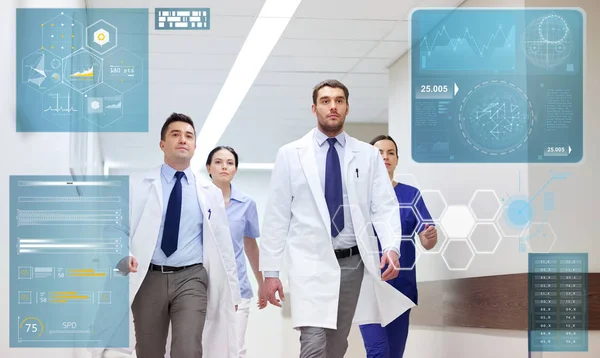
[151,164,204,266]
[226,185,260,299]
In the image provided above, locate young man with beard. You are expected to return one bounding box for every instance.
[260,80,415,358]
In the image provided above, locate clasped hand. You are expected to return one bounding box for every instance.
[380,250,400,281]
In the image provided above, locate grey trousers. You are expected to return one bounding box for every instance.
[299,254,364,358]
[131,264,208,358]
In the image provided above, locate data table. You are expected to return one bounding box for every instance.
[529,253,588,352]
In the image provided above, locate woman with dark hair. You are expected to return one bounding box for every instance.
[205,146,266,358]
[359,135,438,358]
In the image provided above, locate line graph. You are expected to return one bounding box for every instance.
[44,93,78,113]
[414,10,517,71]
[420,24,511,57]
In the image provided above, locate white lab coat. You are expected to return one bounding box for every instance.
[260,129,415,329]
[94,166,241,357]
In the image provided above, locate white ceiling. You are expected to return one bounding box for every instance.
[93,0,463,169]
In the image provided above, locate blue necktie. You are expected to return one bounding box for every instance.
[161,171,185,257]
[325,138,344,237]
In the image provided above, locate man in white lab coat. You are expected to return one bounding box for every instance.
[260,80,415,358]
[98,113,240,358]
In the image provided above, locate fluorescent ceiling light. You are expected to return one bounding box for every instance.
[191,0,302,171]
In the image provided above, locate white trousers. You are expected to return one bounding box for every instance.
[235,298,252,358]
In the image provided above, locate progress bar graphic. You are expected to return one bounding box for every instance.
[17,237,123,255]
[17,209,122,226]
[45,291,93,304]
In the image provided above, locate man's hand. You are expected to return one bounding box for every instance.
[264,277,284,307]
[380,250,400,281]
[419,224,438,250]
[128,256,138,273]
[257,282,268,309]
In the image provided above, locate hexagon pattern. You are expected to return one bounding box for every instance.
[102,47,144,93]
[94,29,110,47]
[42,12,84,58]
[320,184,560,274]
[399,237,420,270]
[82,83,123,128]
[18,9,149,132]
[41,83,83,129]
[416,221,448,254]
[398,205,420,237]
[63,49,102,93]
[393,174,421,204]
[440,205,476,238]
[86,19,118,55]
[521,222,557,253]
[331,204,350,238]
[442,239,475,270]
[416,190,447,221]
[22,49,63,93]
[468,223,502,254]
[495,206,525,237]
[342,207,379,271]
[469,190,502,220]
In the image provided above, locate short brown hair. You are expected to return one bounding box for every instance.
[160,112,196,141]
[312,79,349,104]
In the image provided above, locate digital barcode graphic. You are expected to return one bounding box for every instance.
[155,8,210,30]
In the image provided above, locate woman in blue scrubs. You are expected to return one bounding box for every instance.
[359,135,438,358]
[205,146,267,358]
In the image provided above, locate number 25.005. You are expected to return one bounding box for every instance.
[421,85,447,92]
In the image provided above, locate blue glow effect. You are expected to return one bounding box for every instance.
[10,176,130,348]
[411,9,584,163]
[16,8,148,132]
[507,199,533,227]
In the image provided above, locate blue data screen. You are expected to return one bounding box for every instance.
[411,9,584,163]
[16,8,148,132]
[10,176,130,348]
[528,253,588,352]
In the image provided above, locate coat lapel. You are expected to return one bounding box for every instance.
[342,134,361,234]
[128,167,162,307]
[194,177,208,220]
[297,129,331,233]
[343,133,358,183]
[147,167,163,212]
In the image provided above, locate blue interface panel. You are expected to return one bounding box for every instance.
[10,176,130,348]
[411,9,584,163]
[528,253,588,352]
[16,8,148,132]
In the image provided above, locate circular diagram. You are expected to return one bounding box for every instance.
[458,80,535,155]
[19,316,44,339]
[507,198,533,227]
[522,14,573,69]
